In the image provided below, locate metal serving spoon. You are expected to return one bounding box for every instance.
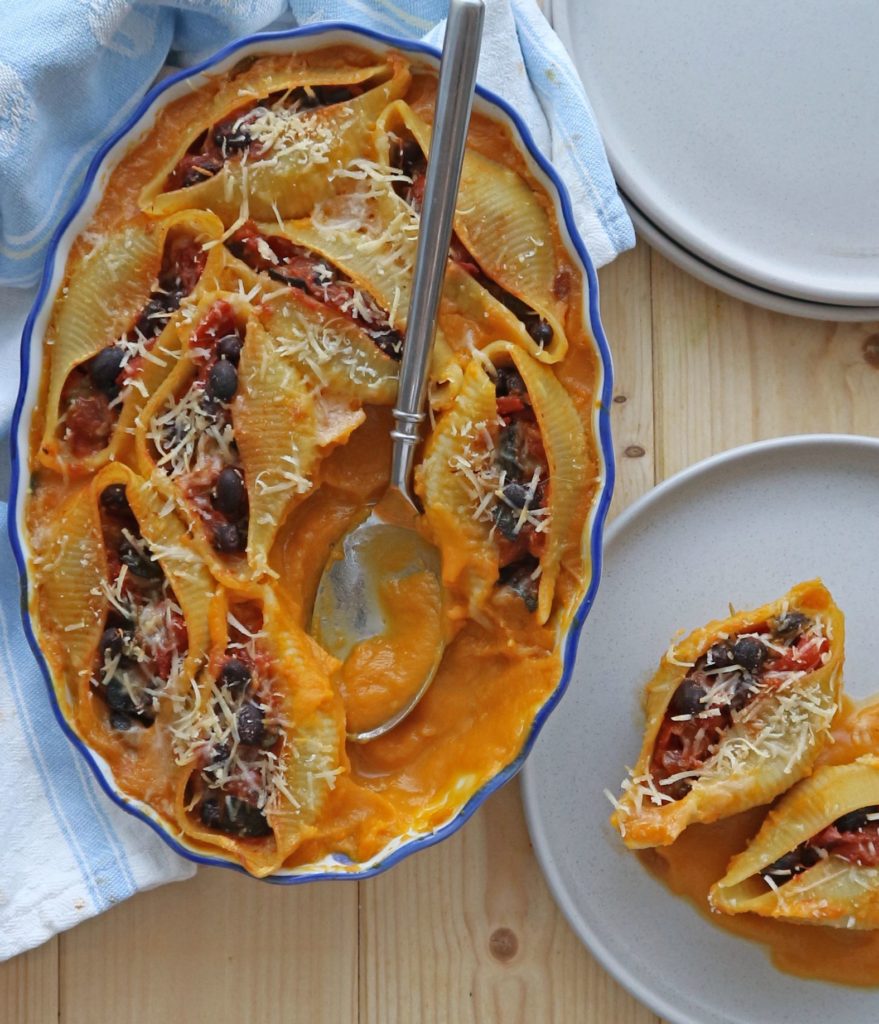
[311,0,485,743]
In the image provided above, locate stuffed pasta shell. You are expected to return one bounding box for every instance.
[140,52,410,222]
[611,580,844,848]
[172,587,346,877]
[32,463,214,808]
[136,293,362,581]
[38,210,224,474]
[417,341,589,625]
[377,100,568,363]
[710,756,879,928]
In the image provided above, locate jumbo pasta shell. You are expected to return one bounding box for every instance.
[417,341,588,625]
[39,210,225,474]
[376,100,567,363]
[141,56,410,223]
[611,580,844,849]
[172,587,345,876]
[710,756,879,928]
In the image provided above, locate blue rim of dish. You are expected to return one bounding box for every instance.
[8,21,616,883]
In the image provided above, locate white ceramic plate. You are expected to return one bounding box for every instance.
[523,435,879,1023]
[625,196,879,323]
[552,1,879,308]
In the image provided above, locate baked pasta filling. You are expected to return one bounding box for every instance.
[59,229,206,458]
[93,483,188,730]
[146,298,248,555]
[490,366,551,610]
[179,607,285,839]
[652,612,830,800]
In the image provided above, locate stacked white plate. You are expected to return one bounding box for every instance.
[549,0,879,320]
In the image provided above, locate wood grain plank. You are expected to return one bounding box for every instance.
[0,938,58,1024]
[600,243,656,518]
[360,243,659,1024]
[651,250,879,479]
[59,869,358,1024]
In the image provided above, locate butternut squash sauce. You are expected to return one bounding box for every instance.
[641,696,879,986]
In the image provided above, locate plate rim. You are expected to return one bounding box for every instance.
[624,194,879,323]
[522,432,879,1023]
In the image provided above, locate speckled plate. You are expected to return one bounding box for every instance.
[523,435,879,1022]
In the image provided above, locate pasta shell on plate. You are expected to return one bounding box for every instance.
[611,580,844,849]
[38,210,225,474]
[136,292,363,583]
[710,756,879,928]
[375,100,567,364]
[416,340,589,626]
[171,586,346,877]
[140,52,411,224]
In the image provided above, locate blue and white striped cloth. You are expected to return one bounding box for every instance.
[0,0,633,961]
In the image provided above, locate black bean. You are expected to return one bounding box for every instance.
[119,538,162,579]
[526,319,554,347]
[211,741,232,765]
[732,636,767,671]
[213,521,245,553]
[214,125,251,152]
[237,703,265,746]
[492,502,520,542]
[399,138,423,175]
[315,85,354,106]
[764,843,821,886]
[89,346,125,395]
[370,328,404,360]
[109,709,134,731]
[100,483,130,515]
[704,642,736,669]
[218,657,251,693]
[212,466,246,519]
[100,626,126,660]
[181,156,222,188]
[729,672,758,712]
[134,296,169,338]
[225,796,271,838]
[267,267,308,290]
[498,558,539,612]
[207,359,238,401]
[200,796,223,829]
[667,678,706,717]
[502,482,530,510]
[494,366,527,398]
[773,611,810,641]
[216,333,243,365]
[835,805,879,832]
[496,421,522,478]
[106,677,138,714]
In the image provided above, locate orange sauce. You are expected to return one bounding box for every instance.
[338,569,444,736]
[640,696,879,985]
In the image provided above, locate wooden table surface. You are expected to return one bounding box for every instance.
[5,241,879,1024]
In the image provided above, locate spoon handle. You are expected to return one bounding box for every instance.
[389,0,485,504]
